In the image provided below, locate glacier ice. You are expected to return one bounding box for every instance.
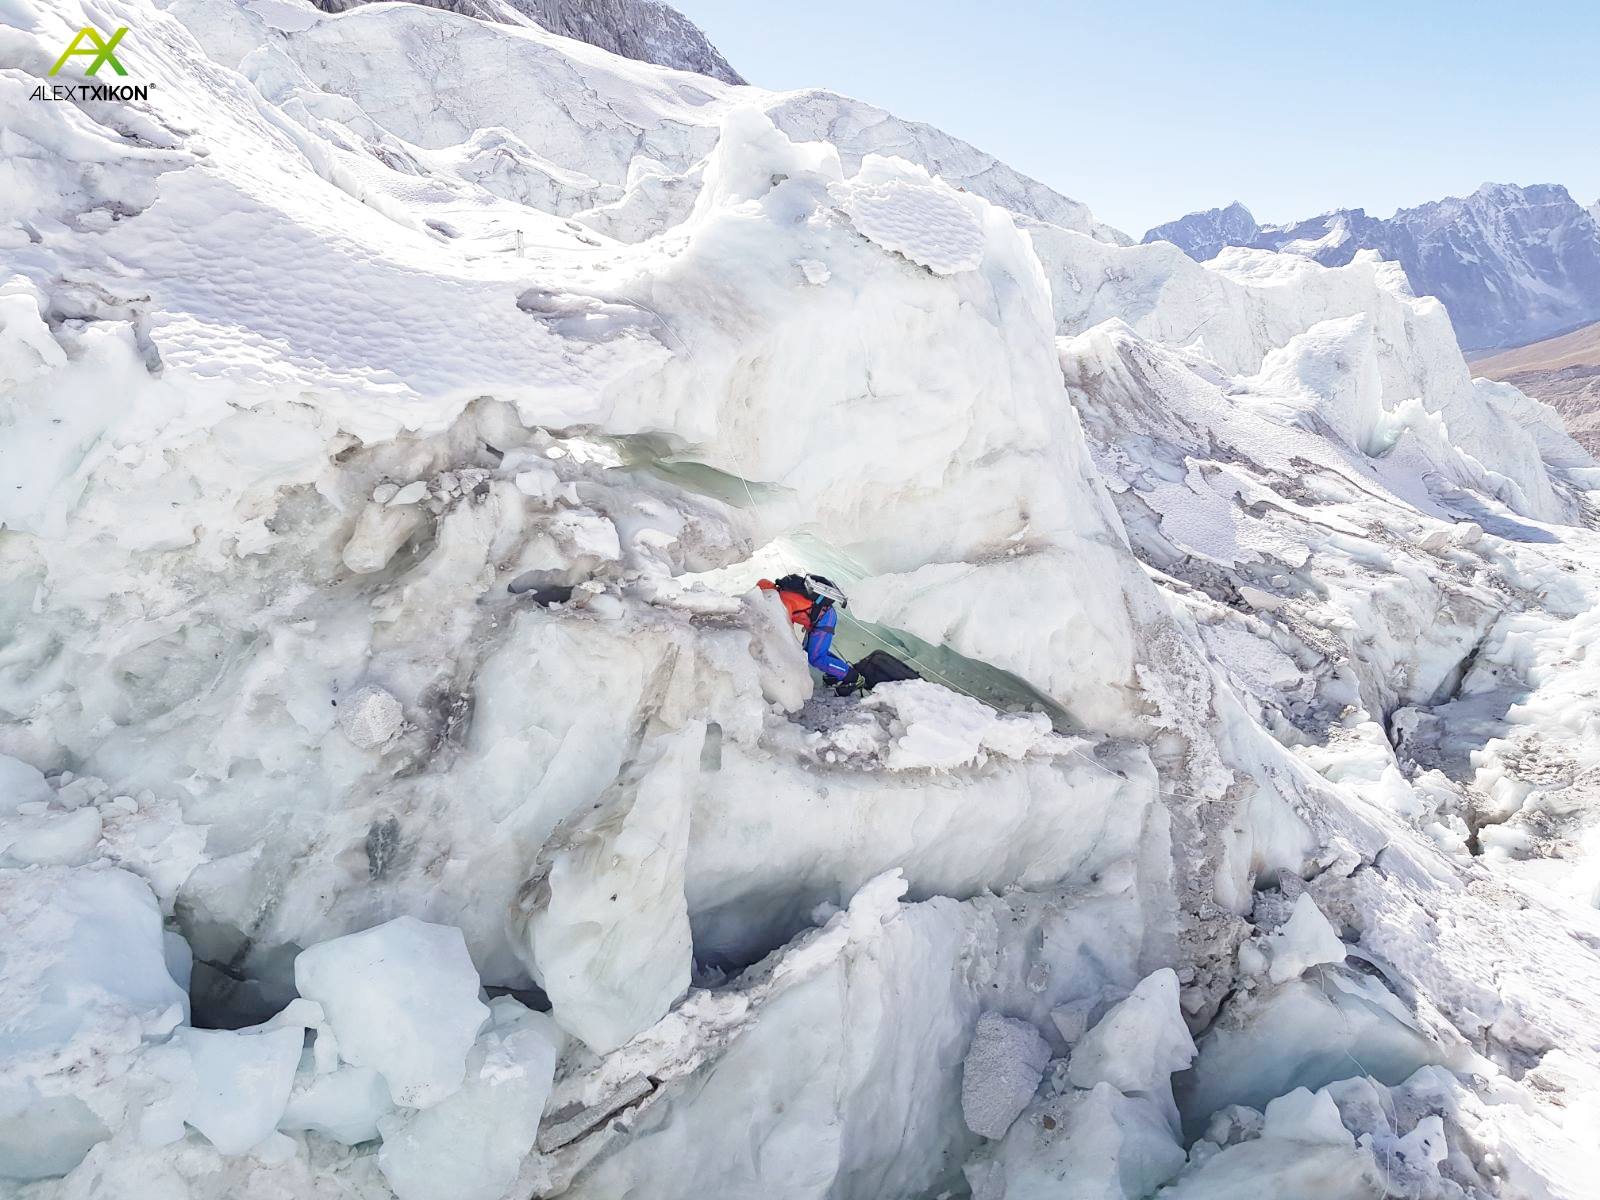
[0,1088,110,1184]
[0,867,187,1179]
[964,1082,1186,1200]
[861,680,1060,770]
[511,722,701,1053]
[0,802,102,867]
[550,870,1162,1199]
[376,999,562,1200]
[169,1024,304,1154]
[1180,968,1442,1129]
[1260,1085,1355,1146]
[1067,969,1196,1097]
[279,1059,395,1146]
[293,917,491,1107]
[342,502,427,575]
[2,0,1600,1195]
[1261,893,1348,984]
[0,753,51,807]
[959,976,1195,1196]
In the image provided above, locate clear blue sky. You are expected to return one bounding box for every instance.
[674,0,1600,237]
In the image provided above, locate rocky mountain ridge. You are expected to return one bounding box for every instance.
[1145,183,1600,351]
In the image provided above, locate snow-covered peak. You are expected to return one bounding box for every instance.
[1141,200,1261,262]
[1145,181,1600,350]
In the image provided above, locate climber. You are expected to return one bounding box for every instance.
[758,573,859,688]
[758,574,922,696]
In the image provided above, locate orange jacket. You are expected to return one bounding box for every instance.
[758,578,815,630]
[758,578,853,681]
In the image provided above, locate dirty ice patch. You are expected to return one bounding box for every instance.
[1198,623,1304,705]
[863,680,1058,770]
[833,157,985,275]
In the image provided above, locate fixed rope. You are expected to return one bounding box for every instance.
[626,293,1219,808]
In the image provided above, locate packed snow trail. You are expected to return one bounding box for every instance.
[3,1,1600,1197]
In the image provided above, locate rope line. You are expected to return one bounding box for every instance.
[628,292,1218,808]
[741,498,1219,807]
[1315,968,1404,1197]
[834,606,1216,805]
[537,206,1414,1184]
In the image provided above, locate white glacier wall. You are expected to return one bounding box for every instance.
[162,0,1125,247]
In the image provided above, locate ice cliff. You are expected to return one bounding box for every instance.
[3,2,1600,1198]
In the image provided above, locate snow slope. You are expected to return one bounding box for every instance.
[3,1,1600,1197]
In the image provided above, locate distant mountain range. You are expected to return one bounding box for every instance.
[1144,184,1600,352]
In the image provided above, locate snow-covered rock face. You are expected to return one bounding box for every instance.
[4,1,1600,1197]
[1141,199,1263,264]
[155,0,1123,250]
[508,0,743,84]
[312,0,746,85]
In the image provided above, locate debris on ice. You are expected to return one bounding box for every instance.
[961,1012,1052,1138]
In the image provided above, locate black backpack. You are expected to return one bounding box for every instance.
[775,573,846,626]
[854,649,921,688]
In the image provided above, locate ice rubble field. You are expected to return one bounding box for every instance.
[3,0,1600,1198]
